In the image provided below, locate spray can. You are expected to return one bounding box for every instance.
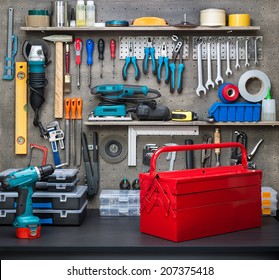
[261,88,276,121]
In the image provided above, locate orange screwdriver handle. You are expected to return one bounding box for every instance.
[77,98,83,120]
[65,98,71,119]
[71,98,77,120]
[110,39,116,59]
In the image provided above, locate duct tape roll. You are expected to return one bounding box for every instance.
[218,83,239,103]
[238,70,271,103]
[200,9,226,27]
[228,14,251,27]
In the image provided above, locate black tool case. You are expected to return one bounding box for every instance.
[35,178,79,192]
[0,201,87,226]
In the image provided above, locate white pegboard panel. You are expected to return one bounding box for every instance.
[119,36,189,60]
[192,36,263,61]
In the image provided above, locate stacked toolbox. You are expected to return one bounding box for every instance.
[0,169,88,225]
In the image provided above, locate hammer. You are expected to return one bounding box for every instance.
[43,35,73,118]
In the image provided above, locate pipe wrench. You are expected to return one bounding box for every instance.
[46,121,64,167]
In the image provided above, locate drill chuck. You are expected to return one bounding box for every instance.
[37,164,55,179]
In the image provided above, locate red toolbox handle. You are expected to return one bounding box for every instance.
[149,142,248,178]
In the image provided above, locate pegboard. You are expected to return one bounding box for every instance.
[192,36,263,61]
[0,0,279,211]
[119,36,189,60]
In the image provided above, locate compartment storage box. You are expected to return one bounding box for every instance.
[261,186,278,216]
[100,190,140,206]
[100,205,139,216]
[140,143,262,242]
[41,168,79,183]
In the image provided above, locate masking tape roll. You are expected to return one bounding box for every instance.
[228,14,251,27]
[218,83,239,103]
[200,9,226,27]
[238,70,271,103]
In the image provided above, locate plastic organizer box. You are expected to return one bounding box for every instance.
[99,190,140,216]
[261,186,278,216]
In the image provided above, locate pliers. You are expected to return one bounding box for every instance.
[169,35,185,93]
[201,134,212,168]
[157,42,169,84]
[122,42,140,81]
[142,37,157,75]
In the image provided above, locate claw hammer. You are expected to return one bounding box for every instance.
[43,35,73,118]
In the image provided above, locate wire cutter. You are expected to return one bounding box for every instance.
[169,35,185,93]
[122,42,140,81]
[157,42,169,84]
[143,37,157,75]
[201,134,212,168]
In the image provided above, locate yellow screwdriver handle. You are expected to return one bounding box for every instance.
[77,98,83,120]
[64,98,71,120]
[71,98,77,120]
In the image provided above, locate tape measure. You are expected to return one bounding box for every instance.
[171,110,196,121]
[15,62,28,154]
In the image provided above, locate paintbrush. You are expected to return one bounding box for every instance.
[64,43,71,93]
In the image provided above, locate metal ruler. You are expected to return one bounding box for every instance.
[15,62,28,154]
[3,7,18,80]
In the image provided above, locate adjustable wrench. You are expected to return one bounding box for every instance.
[196,39,206,96]
[225,40,232,77]
[215,40,223,85]
[245,38,250,67]
[235,39,240,69]
[205,41,214,90]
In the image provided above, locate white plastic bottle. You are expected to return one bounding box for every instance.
[86,1,96,27]
[76,0,86,27]
[261,88,276,121]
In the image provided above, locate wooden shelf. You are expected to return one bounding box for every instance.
[20,26,261,32]
[83,120,279,126]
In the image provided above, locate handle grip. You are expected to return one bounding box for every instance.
[177,63,185,93]
[71,98,77,120]
[170,63,175,93]
[98,39,105,60]
[149,142,248,178]
[86,39,94,66]
[74,38,83,65]
[76,98,83,119]
[64,98,71,119]
[65,43,70,74]
[110,39,116,59]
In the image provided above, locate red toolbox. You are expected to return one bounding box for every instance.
[140,142,262,242]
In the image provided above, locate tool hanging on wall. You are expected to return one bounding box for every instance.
[201,134,212,168]
[157,42,169,84]
[28,144,48,166]
[214,128,221,166]
[64,43,71,93]
[81,132,99,196]
[43,34,73,118]
[110,39,116,76]
[185,139,194,169]
[22,39,51,138]
[15,62,28,154]
[86,39,94,88]
[3,7,18,80]
[122,42,140,81]
[142,37,157,75]
[98,38,105,78]
[64,98,71,165]
[76,98,83,166]
[74,38,83,89]
[71,98,77,165]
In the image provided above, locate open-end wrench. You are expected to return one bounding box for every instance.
[235,39,240,69]
[225,40,232,77]
[215,40,223,85]
[196,39,206,96]
[245,38,250,67]
[254,37,259,65]
[205,41,214,90]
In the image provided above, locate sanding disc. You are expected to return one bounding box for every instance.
[100,135,128,163]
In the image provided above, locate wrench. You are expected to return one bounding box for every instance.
[235,39,240,69]
[215,40,223,85]
[254,37,259,65]
[205,41,214,90]
[225,40,232,77]
[245,38,250,67]
[196,39,206,96]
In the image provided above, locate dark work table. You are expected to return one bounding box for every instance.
[0,210,279,260]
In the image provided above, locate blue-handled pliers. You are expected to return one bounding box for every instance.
[157,42,169,84]
[122,42,140,81]
[143,37,157,75]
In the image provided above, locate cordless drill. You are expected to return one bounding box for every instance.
[1,164,54,239]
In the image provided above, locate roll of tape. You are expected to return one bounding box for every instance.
[228,14,251,27]
[200,9,226,27]
[238,70,271,103]
[218,83,239,103]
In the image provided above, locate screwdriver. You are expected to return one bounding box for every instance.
[74,38,83,89]
[110,39,116,76]
[86,39,94,88]
[71,98,77,165]
[98,38,105,78]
